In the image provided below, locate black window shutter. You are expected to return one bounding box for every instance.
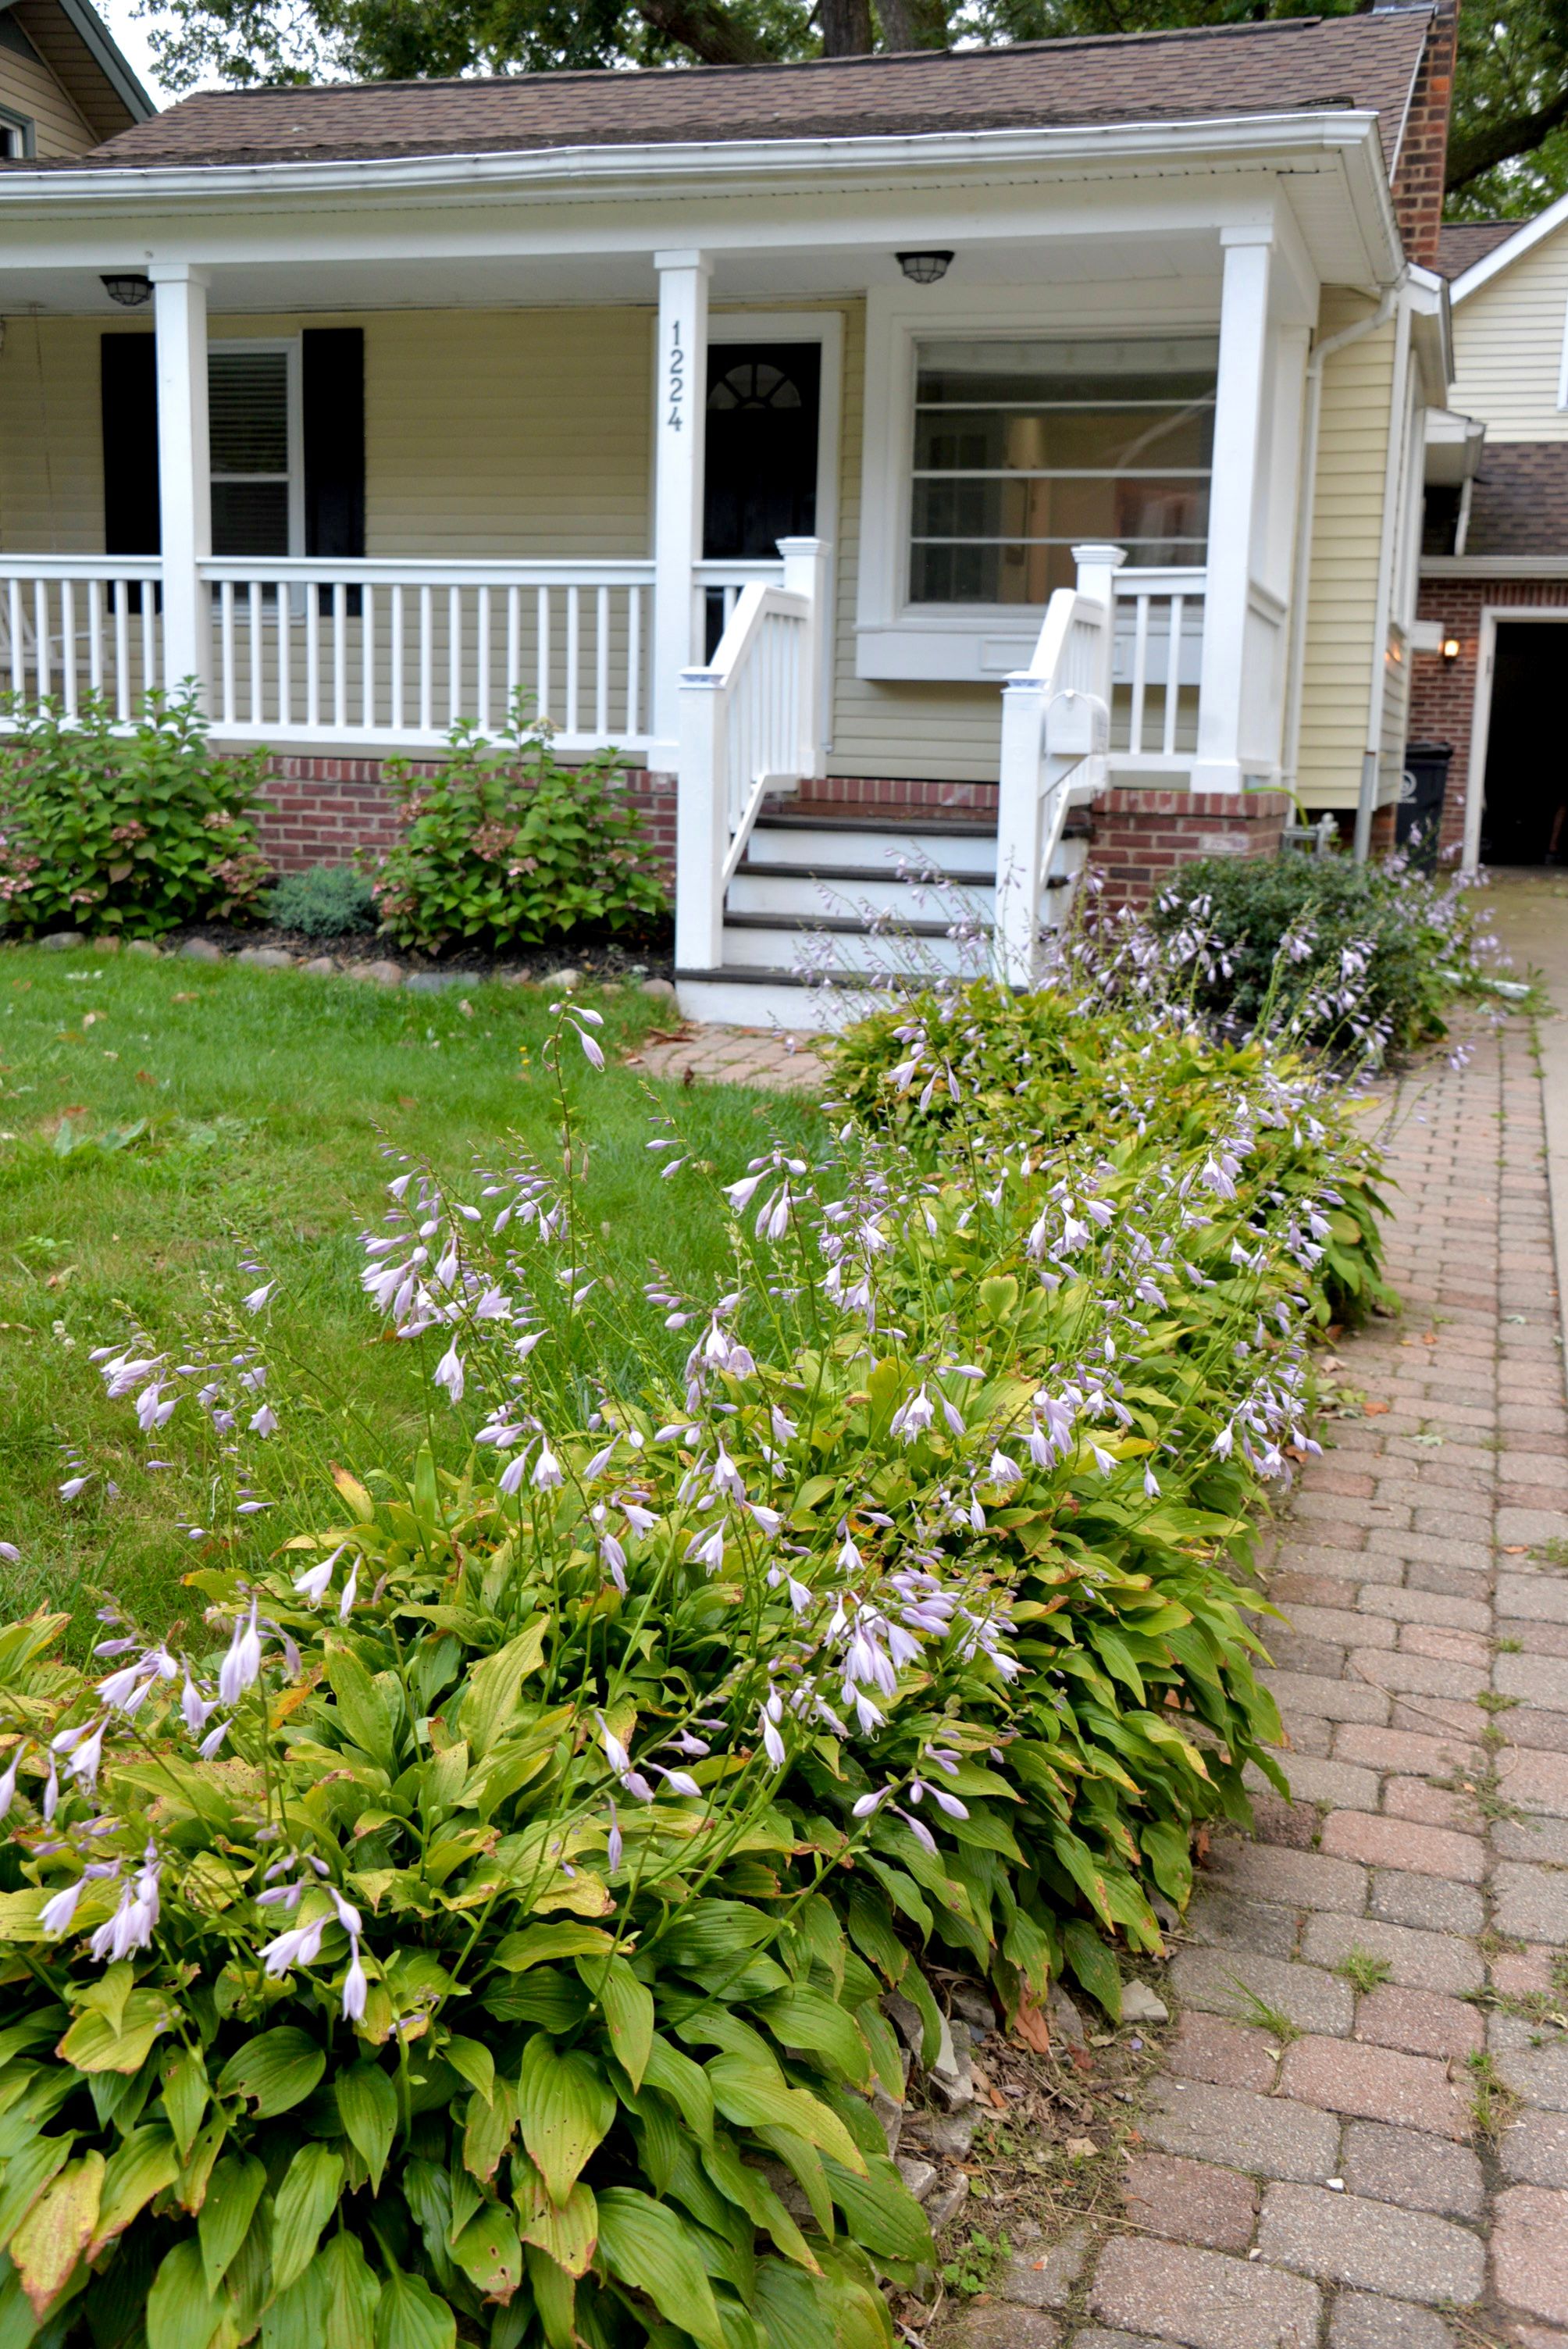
[101,333,159,557]
[302,328,365,560]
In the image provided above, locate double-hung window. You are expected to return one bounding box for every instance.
[208,343,301,559]
[909,334,1217,606]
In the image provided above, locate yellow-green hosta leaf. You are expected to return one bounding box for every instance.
[522,2246,576,2349]
[319,2230,381,2349]
[596,2188,726,2349]
[514,2160,597,2279]
[440,2035,494,2103]
[494,1923,614,1975]
[336,2062,397,2192]
[0,2135,75,2254]
[146,2238,227,2349]
[820,2153,932,2265]
[197,2153,265,2295]
[707,2056,866,2175]
[641,2034,714,2145]
[216,2028,324,2119]
[450,2204,522,2305]
[700,2134,819,2275]
[10,2151,102,2316]
[460,1620,547,1759]
[270,2144,344,2297]
[159,2047,209,2161]
[751,1988,871,2091]
[461,2076,518,2184]
[516,2038,614,2208]
[576,1955,653,2091]
[89,2124,180,2258]
[57,1988,176,2076]
[374,2263,456,2349]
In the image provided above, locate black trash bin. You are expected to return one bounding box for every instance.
[1396,740,1453,871]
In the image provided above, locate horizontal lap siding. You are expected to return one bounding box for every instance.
[0,49,93,155]
[1451,229,1568,440]
[1296,293,1392,811]
[0,317,104,553]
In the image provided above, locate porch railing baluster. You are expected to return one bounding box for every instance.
[477,585,490,733]
[596,583,609,740]
[566,587,580,738]
[112,584,128,720]
[333,582,347,732]
[448,584,461,730]
[362,584,376,733]
[34,579,49,701]
[305,578,321,731]
[278,572,292,729]
[391,586,405,733]
[249,584,263,729]
[626,584,642,740]
[220,582,236,725]
[419,586,433,735]
[87,578,104,699]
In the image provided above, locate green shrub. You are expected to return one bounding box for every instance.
[0,693,269,939]
[266,864,380,939]
[1144,851,1488,1053]
[0,985,1377,2349]
[372,698,667,954]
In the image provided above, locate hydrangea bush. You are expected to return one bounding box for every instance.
[0,962,1390,2349]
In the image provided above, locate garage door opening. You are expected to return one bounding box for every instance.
[1481,621,1568,864]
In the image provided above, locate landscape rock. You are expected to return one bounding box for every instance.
[871,2086,903,2155]
[235,947,295,969]
[1050,1986,1088,2045]
[180,937,225,961]
[347,960,404,987]
[299,956,337,977]
[37,932,84,951]
[921,2109,978,2160]
[1121,1980,1171,2026]
[406,972,465,994]
[884,1992,923,2056]
[950,1987,995,2031]
[124,939,162,957]
[896,2157,937,2203]
[547,967,581,990]
[925,2178,968,2234]
[90,936,120,954]
[640,977,678,1000]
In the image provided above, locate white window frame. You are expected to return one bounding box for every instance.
[0,107,34,159]
[208,337,305,560]
[856,283,1221,681]
[1557,293,1568,412]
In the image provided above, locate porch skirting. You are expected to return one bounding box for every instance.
[1088,786,1291,906]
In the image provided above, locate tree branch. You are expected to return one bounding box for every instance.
[1447,80,1568,190]
[630,0,784,62]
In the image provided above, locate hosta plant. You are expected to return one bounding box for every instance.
[0,980,1378,2349]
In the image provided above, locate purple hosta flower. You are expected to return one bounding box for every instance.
[99,1352,162,1400]
[0,1542,18,1564]
[606,1804,623,1873]
[242,1279,277,1313]
[0,1745,24,1818]
[889,1387,934,1445]
[498,1452,529,1497]
[293,1545,346,1609]
[650,1762,703,1799]
[1090,1445,1117,1477]
[259,1910,328,1977]
[219,1603,262,1706]
[1211,1425,1235,1460]
[40,1877,87,1937]
[1143,1464,1161,1499]
[851,1787,889,1820]
[907,1776,969,1820]
[91,1845,160,1962]
[687,1523,725,1574]
[532,1444,563,1492]
[723,1167,768,1214]
[247,1402,278,1440]
[987,1451,1023,1488]
[568,1007,606,1071]
[711,1445,746,1502]
[58,1474,93,1502]
[433,1342,465,1403]
[758,1694,786,1771]
[53,1719,105,1793]
[134,1381,178,1434]
[770,1405,798,1445]
[599,1532,627,1593]
[198,1721,229,1760]
[620,1499,658,1538]
[896,1806,939,1857]
[583,1436,618,1481]
[337,1563,359,1623]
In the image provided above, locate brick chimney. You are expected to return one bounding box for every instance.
[1389,0,1459,269]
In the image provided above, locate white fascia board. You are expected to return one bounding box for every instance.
[1450,195,1568,303]
[1405,263,1452,399]
[0,108,1402,274]
[1423,406,1485,485]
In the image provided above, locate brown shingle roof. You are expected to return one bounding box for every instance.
[79,12,1432,173]
[1437,218,1529,279]
[1463,444,1568,558]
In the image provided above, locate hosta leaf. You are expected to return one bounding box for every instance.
[595,2187,726,2349]
[374,2264,455,2349]
[450,2204,521,2304]
[159,2048,208,2162]
[89,2125,180,2258]
[707,2057,865,2175]
[197,2153,265,2296]
[493,1923,614,1975]
[10,2152,102,2316]
[216,2027,325,2119]
[702,2135,819,2275]
[752,1989,871,2090]
[1064,1919,1122,2021]
[751,2258,839,2349]
[820,2153,932,2264]
[0,2137,75,2255]
[325,1645,399,1776]
[319,2231,381,2349]
[269,2145,343,2296]
[57,1989,175,2076]
[460,1620,547,1759]
[578,1955,654,2091]
[642,2033,715,2144]
[461,2076,517,2183]
[516,2037,614,2208]
[336,2062,397,2192]
[514,2161,597,2278]
[440,2037,494,2102]
[146,2239,226,2349]
[521,2247,576,2349]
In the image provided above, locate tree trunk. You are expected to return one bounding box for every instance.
[876,0,949,49]
[820,0,874,55]
[1447,84,1568,190]
[633,0,783,62]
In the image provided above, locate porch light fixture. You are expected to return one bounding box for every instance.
[896,251,953,285]
[100,273,151,308]
[1441,636,1461,663]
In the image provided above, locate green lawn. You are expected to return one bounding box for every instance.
[0,946,823,1643]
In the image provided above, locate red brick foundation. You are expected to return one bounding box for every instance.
[1409,577,1568,857]
[1085,787,1292,907]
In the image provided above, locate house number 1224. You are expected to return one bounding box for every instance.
[667,320,684,431]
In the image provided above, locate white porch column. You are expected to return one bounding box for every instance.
[1193,226,1274,793]
[651,249,710,763]
[149,262,212,708]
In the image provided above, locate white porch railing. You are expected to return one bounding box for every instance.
[0,558,164,723]
[200,559,655,752]
[675,537,829,971]
[693,558,785,659]
[995,543,1121,989]
[1110,569,1206,764]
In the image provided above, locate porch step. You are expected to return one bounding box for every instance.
[744,813,998,880]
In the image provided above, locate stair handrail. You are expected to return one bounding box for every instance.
[994,542,1124,989]
[675,536,829,973]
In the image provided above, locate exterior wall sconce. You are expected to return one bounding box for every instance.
[100,274,152,308]
[896,251,953,285]
[1441,636,1461,662]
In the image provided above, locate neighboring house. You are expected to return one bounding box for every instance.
[0,0,150,159]
[1413,208,1568,869]
[0,8,1456,1021]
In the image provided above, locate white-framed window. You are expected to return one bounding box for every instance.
[208,340,302,559]
[0,109,34,159]
[855,287,1222,681]
[908,334,1217,607]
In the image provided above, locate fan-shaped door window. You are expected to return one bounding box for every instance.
[703,342,821,562]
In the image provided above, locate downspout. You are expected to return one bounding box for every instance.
[1280,280,1399,823]
[1353,284,1414,862]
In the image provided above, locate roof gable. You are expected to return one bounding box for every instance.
[84,12,1431,172]
[0,0,151,138]
[1450,201,1567,300]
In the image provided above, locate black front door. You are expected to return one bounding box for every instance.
[702,343,821,654]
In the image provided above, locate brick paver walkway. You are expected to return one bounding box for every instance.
[960,1010,1568,2349]
[626,1024,826,1092]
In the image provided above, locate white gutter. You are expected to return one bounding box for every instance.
[1353,281,1414,862]
[1281,280,1399,814]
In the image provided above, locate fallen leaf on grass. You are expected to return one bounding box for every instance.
[134,1072,156,1085]
[1064,2138,1097,2162]
[397,1096,417,1108]
[171,991,198,1004]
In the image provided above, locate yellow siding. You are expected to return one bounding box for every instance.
[1295,294,1392,811]
[0,316,104,552]
[1450,226,1568,442]
[0,47,94,157]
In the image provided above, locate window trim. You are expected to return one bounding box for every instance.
[208,335,304,559]
[0,106,36,159]
[856,284,1219,681]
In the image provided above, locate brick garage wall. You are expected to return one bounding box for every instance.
[1409,578,1568,857]
[1389,0,1457,271]
[1086,787,1291,907]
[254,754,677,879]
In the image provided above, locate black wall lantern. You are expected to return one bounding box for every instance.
[896,251,953,286]
[100,274,152,308]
